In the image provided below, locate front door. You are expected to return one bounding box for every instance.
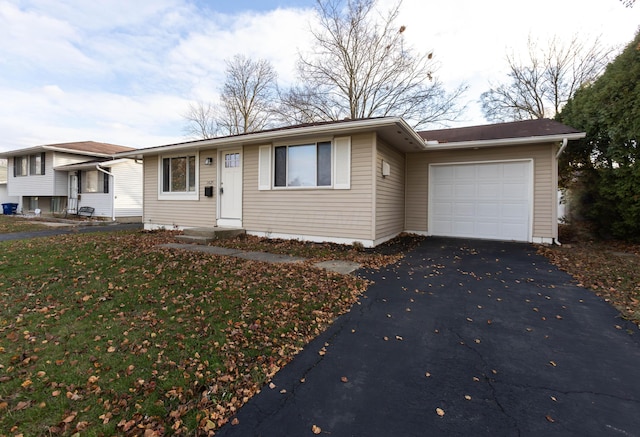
[68,173,78,214]
[218,149,242,227]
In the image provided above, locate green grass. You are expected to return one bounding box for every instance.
[0,215,51,233]
[0,230,379,435]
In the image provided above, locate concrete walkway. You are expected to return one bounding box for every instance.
[161,243,362,274]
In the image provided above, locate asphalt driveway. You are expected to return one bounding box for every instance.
[217,237,640,437]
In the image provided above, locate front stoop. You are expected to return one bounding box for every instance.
[175,227,245,245]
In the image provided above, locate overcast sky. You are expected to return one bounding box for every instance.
[0,0,638,152]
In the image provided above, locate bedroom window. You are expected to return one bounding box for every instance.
[14,156,28,176]
[274,142,332,187]
[29,153,45,175]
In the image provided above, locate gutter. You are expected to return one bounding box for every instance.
[96,165,115,221]
[424,132,585,151]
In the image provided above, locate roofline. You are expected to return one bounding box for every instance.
[0,144,116,158]
[116,117,427,158]
[54,157,139,171]
[423,132,586,150]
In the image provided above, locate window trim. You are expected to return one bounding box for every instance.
[157,152,199,200]
[271,139,335,190]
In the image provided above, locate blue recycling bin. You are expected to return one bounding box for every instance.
[2,203,18,215]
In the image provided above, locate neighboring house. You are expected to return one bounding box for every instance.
[118,117,585,246]
[0,141,142,221]
[0,159,20,206]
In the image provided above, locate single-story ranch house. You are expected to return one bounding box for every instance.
[118,117,584,247]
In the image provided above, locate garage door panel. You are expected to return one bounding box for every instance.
[454,183,475,198]
[430,161,531,242]
[454,203,475,217]
[477,183,501,199]
[477,203,500,218]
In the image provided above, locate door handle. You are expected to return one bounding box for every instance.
[220,186,224,194]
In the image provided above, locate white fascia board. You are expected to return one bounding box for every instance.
[117,118,428,158]
[424,132,586,150]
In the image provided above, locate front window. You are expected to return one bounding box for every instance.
[274,142,331,187]
[162,155,196,193]
[80,170,109,193]
[14,156,28,176]
[29,153,44,175]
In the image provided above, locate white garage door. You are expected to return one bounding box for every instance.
[429,161,532,241]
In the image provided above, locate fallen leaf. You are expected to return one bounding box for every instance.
[436,407,445,417]
[425,372,431,377]
[312,424,322,434]
[62,412,77,423]
[15,401,30,411]
[464,395,472,401]
[268,382,276,389]
[549,361,557,367]
[231,418,239,425]
[341,376,348,383]
[545,415,555,423]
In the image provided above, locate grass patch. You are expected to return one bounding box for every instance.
[0,215,51,233]
[538,224,640,325]
[0,230,402,435]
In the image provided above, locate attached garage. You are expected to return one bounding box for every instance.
[429,160,532,242]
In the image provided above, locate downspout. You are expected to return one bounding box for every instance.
[552,138,569,246]
[556,137,568,159]
[96,165,115,221]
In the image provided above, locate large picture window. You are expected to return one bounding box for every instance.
[258,137,350,191]
[274,142,331,187]
[161,155,197,196]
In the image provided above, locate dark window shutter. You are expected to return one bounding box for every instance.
[13,157,16,177]
[40,152,46,175]
[78,171,82,194]
[103,172,109,193]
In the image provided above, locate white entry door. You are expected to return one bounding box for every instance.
[429,161,532,242]
[218,149,243,227]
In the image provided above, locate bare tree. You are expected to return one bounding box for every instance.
[182,101,217,139]
[480,35,611,122]
[278,0,466,128]
[217,55,278,135]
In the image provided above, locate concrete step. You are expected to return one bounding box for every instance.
[178,227,245,244]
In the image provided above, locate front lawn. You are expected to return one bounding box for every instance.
[0,231,402,435]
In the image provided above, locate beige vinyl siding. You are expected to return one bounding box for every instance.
[375,138,405,241]
[405,143,556,239]
[142,152,217,228]
[242,133,375,240]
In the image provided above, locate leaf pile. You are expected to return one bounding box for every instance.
[538,227,640,324]
[0,230,398,435]
[210,233,413,269]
